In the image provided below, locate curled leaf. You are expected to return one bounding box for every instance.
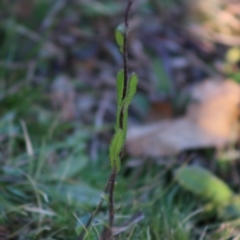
[125,73,138,106]
[117,69,124,105]
[109,129,124,172]
[115,108,128,141]
[115,24,125,52]
[176,166,233,205]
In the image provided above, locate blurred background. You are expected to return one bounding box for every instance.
[0,0,240,239]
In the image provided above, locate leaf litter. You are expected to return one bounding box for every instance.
[1,0,240,239]
[127,79,240,157]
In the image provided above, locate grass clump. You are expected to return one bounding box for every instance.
[1,0,240,239]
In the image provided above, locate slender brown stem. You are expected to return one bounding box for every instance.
[78,175,111,240]
[122,0,133,101]
[108,170,117,228]
[107,2,133,237]
[78,1,134,239]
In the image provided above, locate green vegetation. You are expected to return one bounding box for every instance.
[1,0,240,239]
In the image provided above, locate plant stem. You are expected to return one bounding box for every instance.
[78,1,134,239]
[122,0,133,101]
[108,0,133,236]
[78,175,111,240]
[108,169,117,229]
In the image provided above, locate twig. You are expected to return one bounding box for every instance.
[78,1,134,239]
[122,0,133,100]
[108,170,117,233]
[77,175,111,240]
[108,0,133,237]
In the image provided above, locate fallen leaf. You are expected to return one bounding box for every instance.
[126,79,240,157]
[187,1,240,45]
[147,99,173,122]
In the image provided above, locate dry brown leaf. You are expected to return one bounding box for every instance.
[147,100,174,122]
[187,0,240,45]
[126,79,240,157]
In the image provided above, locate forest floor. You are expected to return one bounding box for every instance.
[0,0,240,239]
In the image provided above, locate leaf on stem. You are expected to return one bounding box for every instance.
[109,128,124,172]
[125,73,138,106]
[122,108,128,141]
[126,80,240,157]
[115,24,125,52]
[117,69,124,105]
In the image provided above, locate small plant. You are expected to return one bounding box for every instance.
[78,1,137,239]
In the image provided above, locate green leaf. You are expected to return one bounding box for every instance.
[115,24,125,52]
[109,129,124,172]
[115,106,121,131]
[114,108,128,141]
[125,73,138,106]
[176,166,233,205]
[117,69,124,105]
